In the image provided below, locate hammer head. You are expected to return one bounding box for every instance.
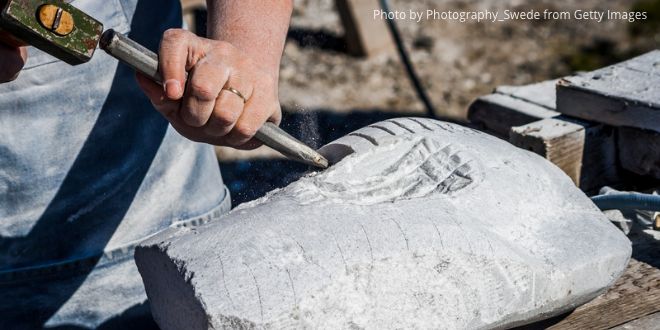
[0,0,103,65]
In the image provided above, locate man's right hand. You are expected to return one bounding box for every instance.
[0,44,27,83]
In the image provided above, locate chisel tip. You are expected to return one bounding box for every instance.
[313,154,330,169]
[299,149,329,169]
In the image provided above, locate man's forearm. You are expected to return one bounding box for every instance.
[206,0,293,78]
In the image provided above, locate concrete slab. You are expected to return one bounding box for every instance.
[136,118,631,329]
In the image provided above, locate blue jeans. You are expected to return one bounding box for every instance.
[0,0,230,327]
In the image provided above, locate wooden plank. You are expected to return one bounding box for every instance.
[335,0,395,57]
[618,127,660,179]
[556,50,660,133]
[180,0,206,35]
[468,93,559,138]
[468,79,560,138]
[180,0,205,7]
[548,290,660,329]
[510,118,586,186]
[611,312,660,330]
[547,259,660,330]
[495,79,559,110]
[509,117,619,192]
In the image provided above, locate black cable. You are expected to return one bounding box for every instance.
[379,0,437,118]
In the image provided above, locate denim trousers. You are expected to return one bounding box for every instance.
[0,0,230,328]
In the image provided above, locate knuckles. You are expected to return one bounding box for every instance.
[148,34,282,147]
[210,40,234,57]
[233,122,257,141]
[162,28,191,44]
[211,107,240,127]
[188,80,218,102]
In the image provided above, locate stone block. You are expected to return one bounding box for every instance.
[136,118,630,329]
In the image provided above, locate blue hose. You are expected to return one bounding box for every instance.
[591,192,660,212]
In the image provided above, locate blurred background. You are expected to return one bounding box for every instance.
[180,0,660,206]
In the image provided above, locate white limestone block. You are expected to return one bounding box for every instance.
[135,118,631,329]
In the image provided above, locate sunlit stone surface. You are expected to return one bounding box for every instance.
[136,118,630,329]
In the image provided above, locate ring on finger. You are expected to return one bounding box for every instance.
[222,86,247,104]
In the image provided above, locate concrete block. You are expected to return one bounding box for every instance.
[136,118,630,329]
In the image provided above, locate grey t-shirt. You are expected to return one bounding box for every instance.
[0,1,229,326]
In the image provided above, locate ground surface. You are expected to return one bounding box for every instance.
[281,0,659,119]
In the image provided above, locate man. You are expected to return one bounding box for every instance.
[0,0,292,328]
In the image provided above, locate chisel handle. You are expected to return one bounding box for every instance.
[99,29,328,168]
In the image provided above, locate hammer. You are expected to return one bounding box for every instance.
[0,0,328,168]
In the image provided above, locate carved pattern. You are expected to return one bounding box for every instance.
[292,136,481,205]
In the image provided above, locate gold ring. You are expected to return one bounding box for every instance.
[223,86,247,104]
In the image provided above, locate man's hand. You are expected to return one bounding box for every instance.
[136,29,282,149]
[0,44,27,83]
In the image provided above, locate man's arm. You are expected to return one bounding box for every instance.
[207,0,292,79]
[136,0,293,149]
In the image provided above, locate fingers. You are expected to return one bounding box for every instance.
[180,57,229,127]
[202,87,243,137]
[223,76,280,147]
[201,65,255,136]
[137,32,284,150]
[159,29,208,100]
[0,45,27,83]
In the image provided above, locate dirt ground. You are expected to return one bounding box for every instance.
[281,0,658,119]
